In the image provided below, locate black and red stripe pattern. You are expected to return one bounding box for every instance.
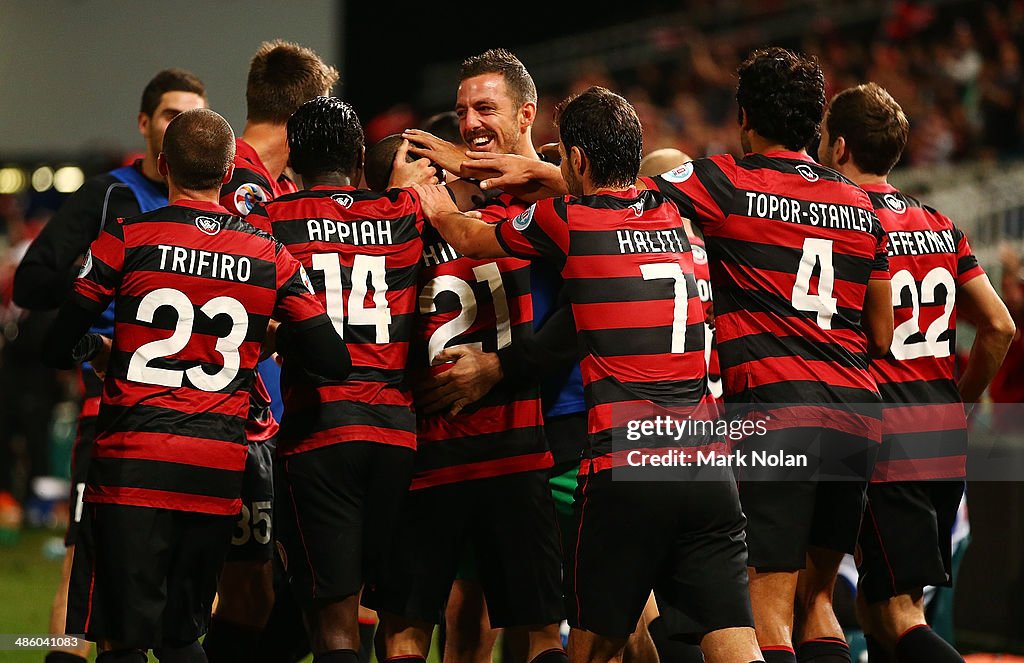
[497,187,711,467]
[253,186,424,455]
[411,193,549,490]
[688,231,722,399]
[653,153,889,429]
[864,183,984,481]
[72,199,325,515]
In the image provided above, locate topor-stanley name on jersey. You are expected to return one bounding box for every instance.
[744,192,875,233]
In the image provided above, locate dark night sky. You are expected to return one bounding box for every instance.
[341,5,677,118]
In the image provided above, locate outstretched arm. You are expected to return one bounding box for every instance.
[413,183,508,259]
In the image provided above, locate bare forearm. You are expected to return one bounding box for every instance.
[432,211,505,259]
[959,325,1015,403]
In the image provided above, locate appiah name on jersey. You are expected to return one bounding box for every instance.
[744,192,875,233]
[305,217,396,246]
[156,244,253,282]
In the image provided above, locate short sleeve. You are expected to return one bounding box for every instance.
[495,198,570,268]
[870,212,890,281]
[649,155,735,233]
[273,244,328,326]
[220,168,274,217]
[953,226,985,285]
[72,218,126,312]
[245,202,273,234]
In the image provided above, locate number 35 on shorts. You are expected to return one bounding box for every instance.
[232,500,272,546]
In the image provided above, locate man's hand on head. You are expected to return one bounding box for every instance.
[388,139,438,188]
[411,183,460,221]
[414,345,504,417]
[402,129,467,177]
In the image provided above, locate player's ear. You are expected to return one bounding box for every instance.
[157,152,169,178]
[138,112,150,138]
[834,135,850,166]
[520,101,536,130]
[570,145,585,177]
[222,164,235,185]
[739,107,751,132]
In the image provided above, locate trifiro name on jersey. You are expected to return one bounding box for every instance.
[157,245,252,282]
[744,192,875,232]
[306,218,395,246]
[616,228,686,254]
[886,228,956,257]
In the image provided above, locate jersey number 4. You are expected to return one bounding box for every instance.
[791,238,838,329]
[127,288,248,391]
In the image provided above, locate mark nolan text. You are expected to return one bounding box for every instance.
[626,449,808,467]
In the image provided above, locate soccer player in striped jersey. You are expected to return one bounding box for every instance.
[40,109,349,663]
[819,83,1014,663]
[250,96,435,663]
[412,86,763,663]
[13,68,208,663]
[386,49,567,663]
[207,41,339,662]
[647,49,896,663]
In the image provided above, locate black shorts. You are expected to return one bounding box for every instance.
[368,469,564,629]
[567,462,753,641]
[66,369,103,546]
[858,480,965,603]
[276,442,415,604]
[736,427,877,571]
[66,503,235,648]
[227,438,276,562]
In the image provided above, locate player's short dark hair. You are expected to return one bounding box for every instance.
[287,96,364,179]
[162,109,235,191]
[460,48,537,107]
[826,83,909,176]
[736,47,825,151]
[364,134,415,192]
[555,86,642,189]
[139,68,206,117]
[423,111,464,146]
[246,40,340,124]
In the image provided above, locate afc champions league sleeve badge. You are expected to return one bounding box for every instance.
[299,265,316,295]
[511,204,536,232]
[661,161,694,183]
[78,249,93,278]
[234,182,269,215]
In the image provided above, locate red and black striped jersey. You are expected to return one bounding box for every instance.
[411,192,549,490]
[497,187,711,469]
[251,186,425,455]
[72,199,325,515]
[221,138,297,220]
[653,153,889,435]
[864,183,984,481]
[688,231,722,399]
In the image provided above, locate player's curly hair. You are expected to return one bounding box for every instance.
[287,96,363,179]
[736,47,825,151]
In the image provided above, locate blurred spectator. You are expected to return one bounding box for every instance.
[0,196,60,530]
[988,244,1024,431]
